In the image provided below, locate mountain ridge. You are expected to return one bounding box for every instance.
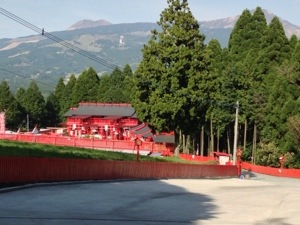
[0,8,299,94]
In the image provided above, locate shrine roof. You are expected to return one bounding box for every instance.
[70,115,91,119]
[129,123,147,132]
[133,126,151,135]
[153,135,175,144]
[103,115,122,120]
[64,103,136,118]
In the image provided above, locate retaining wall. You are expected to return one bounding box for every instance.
[0,156,238,184]
[242,162,300,179]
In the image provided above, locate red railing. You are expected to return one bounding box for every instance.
[242,162,300,179]
[0,156,238,184]
[0,133,161,152]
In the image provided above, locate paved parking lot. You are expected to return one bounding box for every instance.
[0,172,299,225]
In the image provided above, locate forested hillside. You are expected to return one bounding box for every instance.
[0,5,299,168]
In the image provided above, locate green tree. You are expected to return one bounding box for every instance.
[71,67,100,105]
[132,0,207,138]
[0,81,15,111]
[15,87,26,104]
[22,81,45,128]
[203,39,230,152]
[97,74,111,102]
[60,74,77,115]
[123,64,134,102]
[43,93,60,127]
[54,77,65,113]
[259,16,290,76]
[106,67,126,102]
[0,81,24,130]
[97,67,130,103]
[228,9,252,59]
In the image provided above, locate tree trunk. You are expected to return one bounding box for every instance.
[187,135,191,154]
[227,130,231,155]
[252,122,257,165]
[243,119,247,151]
[217,126,220,151]
[200,126,204,156]
[210,117,214,154]
[174,131,180,156]
[183,134,186,154]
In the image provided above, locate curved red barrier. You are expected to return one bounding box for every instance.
[242,162,300,179]
[0,156,238,184]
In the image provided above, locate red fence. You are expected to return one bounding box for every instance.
[179,154,214,162]
[242,162,300,179]
[0,156,238,184]
[0,133,162,153]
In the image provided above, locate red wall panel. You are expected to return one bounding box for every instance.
[0,156,238,184]
[242,162,300,179]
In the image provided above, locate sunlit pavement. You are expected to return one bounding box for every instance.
[0,173,299,225]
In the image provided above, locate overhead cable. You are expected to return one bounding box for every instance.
[0,67,56,88]
[0,7,118,70]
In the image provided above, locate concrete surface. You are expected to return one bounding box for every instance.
[0,172,299,225]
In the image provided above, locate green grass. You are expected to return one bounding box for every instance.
[0,140,212,164]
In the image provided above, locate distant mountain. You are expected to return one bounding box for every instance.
[0,9,299,94]
[67,19,112,30]
[199,9,300,37]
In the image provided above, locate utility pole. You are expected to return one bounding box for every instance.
[233,101,239,165]
[26,114,29,132]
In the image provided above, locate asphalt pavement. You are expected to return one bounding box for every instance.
[0,172,299,225]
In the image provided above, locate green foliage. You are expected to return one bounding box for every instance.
[0,81,24,130]
[60,74,77,117]
[97,65,134,103]
[54,77,65,113]
[122,64,134,102]
[43,93,60,127]
[132,0,207,135]
[288,115,300,148]
[21,81,46,127]
[71,67,100,105]
[255,142,282,167]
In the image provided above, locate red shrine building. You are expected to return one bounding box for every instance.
[64,103,174,152]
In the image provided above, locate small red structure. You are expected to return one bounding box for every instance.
[279,155,285,169]
[237,148,242,176]
[134,137,142,161]
[211,151,231,165]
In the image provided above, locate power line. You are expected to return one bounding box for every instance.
[0,7,119,70]
[0,67,56,89]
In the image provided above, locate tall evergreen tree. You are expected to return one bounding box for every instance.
[71,67,100,105]
[43,93,60,127]
[22,81,45,128]
[122,64,134,102]
[15,87,26,104]
[228,9,252,59]
[97,74,111,102]
[60,74,77,115]
[203,39,230,151]
[132,0,208,138]
[0,81,15,111]
[106,67,127,102]
[54,77,65,113]
[259,16,290,76]
[0,81,24,130]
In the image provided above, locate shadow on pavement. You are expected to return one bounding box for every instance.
[0,179,218,225]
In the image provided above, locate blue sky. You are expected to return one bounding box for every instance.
[1,0,300,39]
